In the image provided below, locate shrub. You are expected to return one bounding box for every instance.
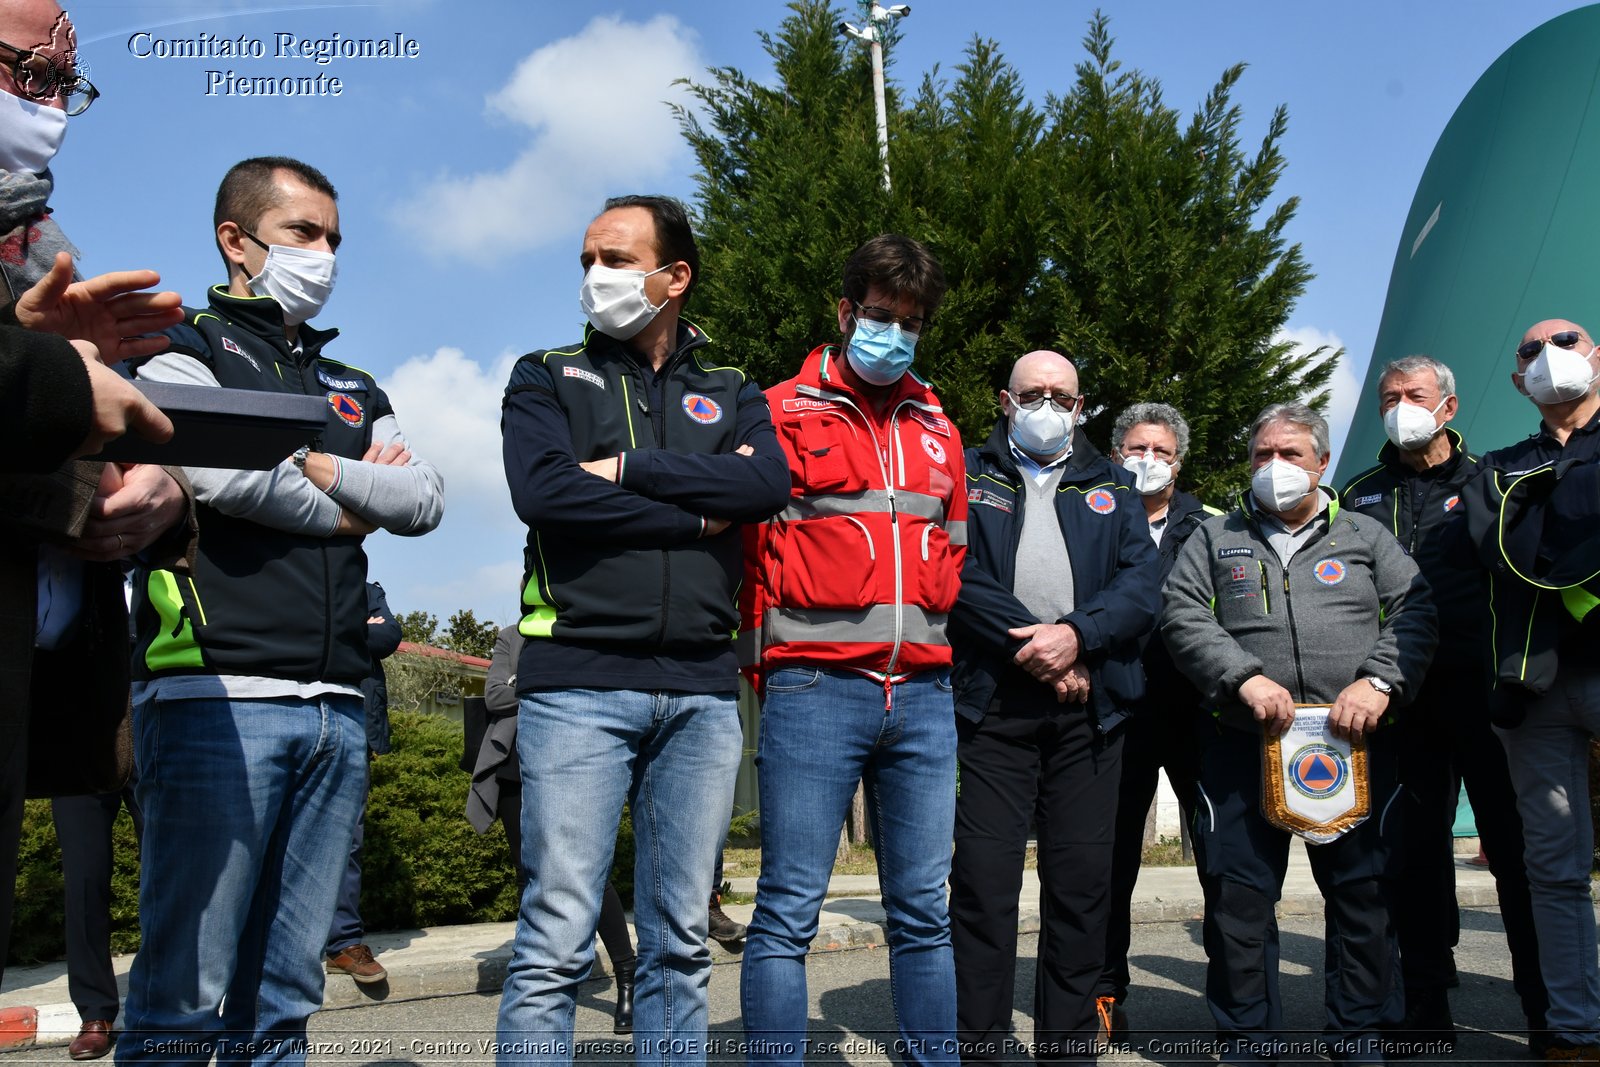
[360,710,521,929]
[7,709,650,966]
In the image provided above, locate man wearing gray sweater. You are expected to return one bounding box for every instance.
[1162,402,1436,1067]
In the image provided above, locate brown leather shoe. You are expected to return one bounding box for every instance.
[68,1020,113,1061]
[325,944,387,984]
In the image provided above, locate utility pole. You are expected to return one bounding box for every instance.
[839,4,910,192]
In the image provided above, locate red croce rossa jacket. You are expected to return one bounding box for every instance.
[740,344,968,696]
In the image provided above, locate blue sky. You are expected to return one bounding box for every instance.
[53,0,1592,626]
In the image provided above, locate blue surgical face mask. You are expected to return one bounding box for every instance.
[845,316,918,386]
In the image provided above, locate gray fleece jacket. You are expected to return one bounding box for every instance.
[1161,489,1438,732]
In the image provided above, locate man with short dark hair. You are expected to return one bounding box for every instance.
[497,194,788,1064]
[119,155,443,1064]
[948,353,1160,1064]
[740,234,968,1066]
[1464,319,1600,1061]
[1163,402,1436,1067]
[1339,355,1544,1052]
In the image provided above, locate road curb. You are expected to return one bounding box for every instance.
[8,887,1514,1048]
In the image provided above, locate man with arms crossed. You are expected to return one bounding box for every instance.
[120,156,444,1063]
[497,194,788,1065]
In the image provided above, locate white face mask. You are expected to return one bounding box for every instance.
[1523,342,1598,406]
[1251,457,1314,514]
[1122,452,1175,495]
[1382,397,1448,451]
[0,90,67,174]
[247,244,337,326]
[580,263,670,341]
[1008,397,1074,457]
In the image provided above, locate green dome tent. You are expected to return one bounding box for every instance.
[1334,4,1600,482]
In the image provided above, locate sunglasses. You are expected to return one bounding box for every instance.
[1516,331,1585,362]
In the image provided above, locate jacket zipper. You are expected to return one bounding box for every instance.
[823,391,913,696]
[633,364,674,647]
[1282,565,1309,699]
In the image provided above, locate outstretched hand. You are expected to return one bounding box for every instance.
[14,252,184,363]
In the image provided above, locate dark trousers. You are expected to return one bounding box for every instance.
[950,697,1124,1065]
[0,738,24,988]
[1393,668,1546,1026]
[326,808,366,953]
[498,777,634,966]
[1195,723,1401,1064]
[51,783,142,1022]
[1100,701,1198,1002]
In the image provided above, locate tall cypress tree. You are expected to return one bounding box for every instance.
[676,3,1336,498]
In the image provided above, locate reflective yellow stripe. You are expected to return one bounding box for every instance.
[144,570,204,671]
[519,533,560,638]
[1562,587,1600,623]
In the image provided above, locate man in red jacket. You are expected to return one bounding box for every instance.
[739,234,967,1066]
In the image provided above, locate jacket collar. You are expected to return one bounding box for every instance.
[584,318,710,371]
[1165,488,1210,526]
[977,416,1106,484]
[1377,425,1467,479]
[793,344,946,416]
[1237,483,1341,530]
[206,284,338,361]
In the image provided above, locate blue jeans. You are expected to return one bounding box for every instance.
[116,694,367,1066]
[495,688,742,1067]
[740,668,957,1067]
[1496,667,1600,1047]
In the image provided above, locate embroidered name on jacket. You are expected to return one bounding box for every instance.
[562,366,606,389]
[1217,546,1255,559]
[908,408,951,436]
[782,397,837,413]
[1353,493,1382,508]
[967,487,1013,512]
[317,369,365,391]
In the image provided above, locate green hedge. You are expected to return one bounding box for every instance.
[7,710,643,966]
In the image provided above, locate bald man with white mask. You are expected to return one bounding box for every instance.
[948,350,1160,1063]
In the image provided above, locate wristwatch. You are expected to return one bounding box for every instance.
[292,445,311,473]
[1364,676,1393,695]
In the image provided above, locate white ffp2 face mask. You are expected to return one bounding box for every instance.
[247,244,337,326]
[580,263,670,341]
[1251,458,1313,514]
[1522,342,1598,406]
[0,90,67,175]
[1008,399,1074,457]
[1122,453,1175,496]
[1382,397,1448,451]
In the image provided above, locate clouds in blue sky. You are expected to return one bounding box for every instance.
[394,14,703,260]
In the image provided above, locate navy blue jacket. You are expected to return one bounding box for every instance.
[949,419,1161,731]
[1139,489,1217,715]
[362,581,402,754]
[501,320,790,692]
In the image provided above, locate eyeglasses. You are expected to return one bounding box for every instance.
[1010,390,1080,412]
[1516,330,1584,362]
[1123,444,1177,462]
[853,303,927,334]
[0,39,97,116]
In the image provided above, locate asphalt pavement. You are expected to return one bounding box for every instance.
[0,848,1512,1057]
